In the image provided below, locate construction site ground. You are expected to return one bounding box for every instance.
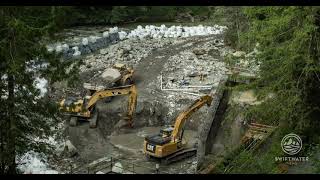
[50,31,232,174]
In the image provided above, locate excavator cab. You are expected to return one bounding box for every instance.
[160,127,174,138]
[113,63,127,70]
[60,96,84,113]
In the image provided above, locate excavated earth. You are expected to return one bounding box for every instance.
[51,27,232,173]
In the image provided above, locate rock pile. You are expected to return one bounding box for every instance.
[79,38,188,73]
[161,38,228,89]
[47,24,227,60]
[222,44,261,75]
[144,37,228,124]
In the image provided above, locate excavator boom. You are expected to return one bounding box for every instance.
[85,84,137,127]
[86,85,136,110]
[172,95,213,141]
[60,84,137,128]
[144,94,213,163]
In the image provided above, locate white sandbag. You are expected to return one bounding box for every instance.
[82,38,89,45]
[62,44,69,51]
[103,31,109,37]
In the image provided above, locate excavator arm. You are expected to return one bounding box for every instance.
[125,84,137,126]
[85,85,136,110]
[171,95,213,142]
[85,85,137,126]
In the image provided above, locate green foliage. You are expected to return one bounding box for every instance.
[45,6,217,26]
[220,7,320,174]
[0,7,78,174]
[214,7,249,49]
[242,7,320,142]
[217,131,284,174]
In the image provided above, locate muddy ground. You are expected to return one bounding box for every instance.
[51,26,232,174]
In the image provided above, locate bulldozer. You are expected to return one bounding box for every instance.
[59,84,137,128]
[143,95,213,164]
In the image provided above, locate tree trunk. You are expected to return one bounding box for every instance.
[0,125,4,174]
[7,74,16,174]
[236,9,241,49]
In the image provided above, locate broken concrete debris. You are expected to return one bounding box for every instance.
[112,162,123,174]
[232,51,246,58]
[56,140,78,158]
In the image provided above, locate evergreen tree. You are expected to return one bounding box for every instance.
[243,7,320,141]
[0,7,78,174]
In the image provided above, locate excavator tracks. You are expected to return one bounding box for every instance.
[163,148,197,165]
[89,110,99,128]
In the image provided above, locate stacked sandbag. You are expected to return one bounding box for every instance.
[46,24,227,60]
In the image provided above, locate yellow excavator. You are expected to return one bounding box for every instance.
[143,95,213,164]
[59,84,137,128]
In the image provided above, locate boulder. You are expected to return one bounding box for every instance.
[80,45,91,55]
[101,68,121,82]
[100,49,108,55]
[82,38,89,46]
[73,50,81,57]
[64,140,77,157]
[187,71,198,77]
[233,51,246,57]
[109,33,119,43]
[112,162,123,174]
[118,49,129,57]
[103,36,111,44]
[103,31,109,37]
[56,140,78,158]
[62,50,74,60]
[62,44,69,51]
[55,45,62,53]
[88,42,99,52]
[193,48,206,55]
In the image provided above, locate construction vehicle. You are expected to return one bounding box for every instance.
[143,95,213,164]
[83,63,134,93]
[59,84,137,128]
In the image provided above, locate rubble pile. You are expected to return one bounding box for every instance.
[136,39,229,130]
[161,38,227,88]
[79,38,188,73]
[150,38,228,120]
[221,43,261,75]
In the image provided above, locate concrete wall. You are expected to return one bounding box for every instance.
[196,76,227,169]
